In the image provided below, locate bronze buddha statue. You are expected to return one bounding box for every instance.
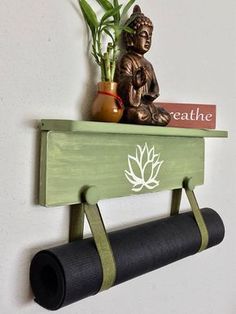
[115,5,171,126]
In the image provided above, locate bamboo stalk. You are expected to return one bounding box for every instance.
[101,56,107,81]
[110,45,117,81]
[107,43,113,81]
[79,0,134,82]
[104,52,111,81]
[110,60,116,81]
[101,64,105,81]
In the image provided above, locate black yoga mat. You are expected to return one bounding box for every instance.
[30,208,225,310]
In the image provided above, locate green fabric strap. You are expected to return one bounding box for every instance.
[184,189,209,252]
[69,203,85,242]
[84,203,116,292]
[170,189,182,216]
[171,188,209,252]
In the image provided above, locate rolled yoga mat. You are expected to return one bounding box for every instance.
[30,208,225,310]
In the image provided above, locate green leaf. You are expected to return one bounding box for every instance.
[95,0,113,11]
[122,26,134,34]
[121,0,136,20]
[102,20,115,26]
[113,0,120,23]
[101,5,122,24]
[113,0,119,6]
[103,28,115,43]
[102,23,121,38]
[123,12,139,26]
[79,0,99,35]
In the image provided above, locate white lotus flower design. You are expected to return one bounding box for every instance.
[125,143,164,192]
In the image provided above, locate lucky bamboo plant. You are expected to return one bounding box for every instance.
[78,0,136,82]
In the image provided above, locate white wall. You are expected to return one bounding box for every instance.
[0,0,235,313]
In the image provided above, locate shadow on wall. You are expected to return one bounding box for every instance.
[70,0,98,121]
[14,121,66,306]
[33,120,40,205]
[22,119,41,206]
[17,1,102,305]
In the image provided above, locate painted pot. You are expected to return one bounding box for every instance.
[91,82,124,123]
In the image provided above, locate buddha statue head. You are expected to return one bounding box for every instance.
[123,5,153,55]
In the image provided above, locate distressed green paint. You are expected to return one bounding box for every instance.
[40,131,205,206]
[39,131,48,206]
[40,120,228,138]
[39,120,227,207]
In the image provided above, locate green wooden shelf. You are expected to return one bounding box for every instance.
[39,120,228,207]
[41,119,228,138]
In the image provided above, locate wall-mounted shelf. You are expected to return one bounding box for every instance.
[31,119,228,310]
[39,120,227,207]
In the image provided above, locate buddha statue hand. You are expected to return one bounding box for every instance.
[142,92,160,103]
[133,66,147,90]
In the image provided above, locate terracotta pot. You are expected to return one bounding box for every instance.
[91,82,124,123]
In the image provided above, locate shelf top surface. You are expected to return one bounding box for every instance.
[40,120,228,138]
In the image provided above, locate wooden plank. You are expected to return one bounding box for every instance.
[40,120,228,138]
[40,131,205,206]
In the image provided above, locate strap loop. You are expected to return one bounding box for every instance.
[170,189,182,216]
[184,189,209,252]
[170,181,209,252]
[69,202,116,292]
[85,203,116,291]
